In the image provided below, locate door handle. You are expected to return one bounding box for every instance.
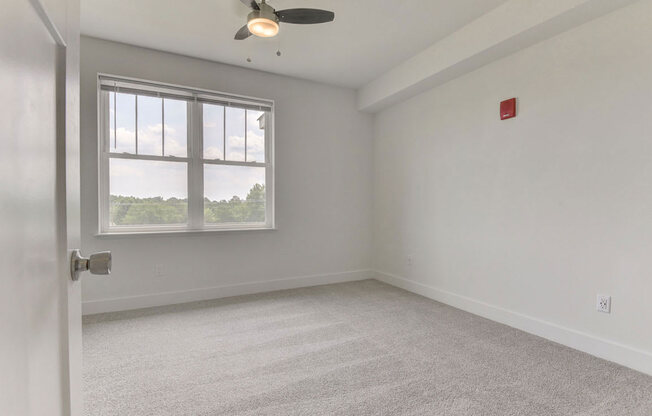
[70,249,111,281]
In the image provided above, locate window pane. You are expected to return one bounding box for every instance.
[115,93,136,154]
[203,104,224,160]
[137,95,163,156]
[225,107,245,161]
[164,98,187,157]
[204,165,265,224]
[246,110,265,163]
[109,159,188,226]
[108,92,115,150]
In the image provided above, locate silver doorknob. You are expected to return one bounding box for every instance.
[70,249,112,281]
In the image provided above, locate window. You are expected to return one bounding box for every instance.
[98,75,274,234]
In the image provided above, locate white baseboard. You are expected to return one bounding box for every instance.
[375,270,652,377]
[82,269,373,316]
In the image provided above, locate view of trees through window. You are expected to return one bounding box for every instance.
[101,77,273,232]
[109,183,265,226]
[205,183,265,224]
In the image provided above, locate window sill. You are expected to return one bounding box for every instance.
[95,227,277,238]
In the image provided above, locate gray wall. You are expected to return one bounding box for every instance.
[80,37,373,312]
[373,1,652,359]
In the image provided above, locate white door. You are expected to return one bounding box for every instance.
[0,0,82,415]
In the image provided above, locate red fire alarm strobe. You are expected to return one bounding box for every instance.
[500,98,516,120]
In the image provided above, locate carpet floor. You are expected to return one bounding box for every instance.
[83,279,652,415]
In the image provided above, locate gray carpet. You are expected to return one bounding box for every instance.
[83,279,652,415]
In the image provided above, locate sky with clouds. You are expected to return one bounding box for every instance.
[108,92,266,202]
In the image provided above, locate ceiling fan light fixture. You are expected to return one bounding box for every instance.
[235,1,334,41]
[247,17,279,37]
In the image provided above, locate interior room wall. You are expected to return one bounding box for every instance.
[372,0,652,374]
[80,37,374,314]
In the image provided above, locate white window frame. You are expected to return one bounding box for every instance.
[97,74,275,235]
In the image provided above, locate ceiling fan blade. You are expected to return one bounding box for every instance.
[240,0,259,10]
[275,9,335,24]
[234,24,252,40]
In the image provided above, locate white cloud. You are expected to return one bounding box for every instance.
[204,165,265,201]
[110,159,187,199]
[246,130,265,162]
[204,146,223,160]
[111,124,187,157]
[108,106,266,201]
[227,135,245,147]
[228,152,245,161]
[110,160,145,178]
[137,124,162,155]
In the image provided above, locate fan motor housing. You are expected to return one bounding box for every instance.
[248,3,279,25]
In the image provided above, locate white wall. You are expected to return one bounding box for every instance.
[358,0,641,112]
[373,0,652,373]
[80,37,373,313]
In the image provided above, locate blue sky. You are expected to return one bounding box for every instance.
[109,92,265,201]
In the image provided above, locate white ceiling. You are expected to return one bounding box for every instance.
[81,0,508,89]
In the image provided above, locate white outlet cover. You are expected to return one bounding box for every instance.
[154,264,164,277]
[596,295,611,313]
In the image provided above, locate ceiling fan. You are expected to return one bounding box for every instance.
[235,0,335,40]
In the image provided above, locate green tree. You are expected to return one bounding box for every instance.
[245,183,265,222]
[109,183,267,226]
[203,184,266,224]
[110,195,188,225]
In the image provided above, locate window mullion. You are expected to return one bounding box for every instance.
[265,111,274,229]
[135,95,139,154]
[187,99,204,229]
[161,95,165,156]
[244,110,247,162]
[99,92,111,233]
[113,90,116,149]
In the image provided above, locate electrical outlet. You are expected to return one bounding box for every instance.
[154,264,165,277]
[596,295,611,313]
[406,255,414,267]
